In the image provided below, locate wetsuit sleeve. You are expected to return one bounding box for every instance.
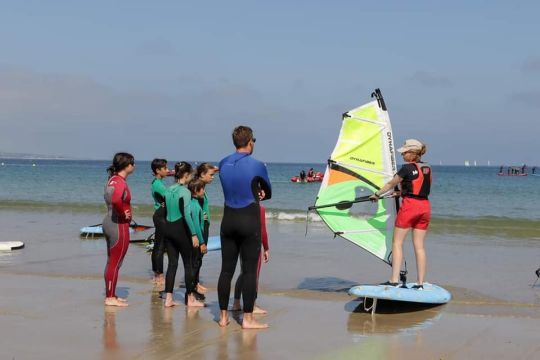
[181,191,197,238]
[153,180,167,198]
[260,205,269,251]
[254,162,272,201]
[190,200,205,245]
[110,180,129,220]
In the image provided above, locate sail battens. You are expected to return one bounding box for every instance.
[332,161,393,178]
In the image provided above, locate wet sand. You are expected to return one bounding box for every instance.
[1,210,539,359]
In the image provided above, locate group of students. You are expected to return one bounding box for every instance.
[102,126,272,329]
[150,160,216,307]
[102,128,433,329]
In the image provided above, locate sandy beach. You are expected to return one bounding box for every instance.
[1,209,539,359]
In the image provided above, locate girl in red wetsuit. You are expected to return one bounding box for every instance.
[103,152,135,306]
[370,139,432,289]
[232,204,270,314]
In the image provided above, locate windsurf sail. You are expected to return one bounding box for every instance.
[309,89,399,265]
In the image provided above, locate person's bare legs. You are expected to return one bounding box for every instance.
[219,310,230,327]
[390,227,410,283]
[242,312,268,329]
[412,228,427,285]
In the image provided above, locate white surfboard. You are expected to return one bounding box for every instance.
[0,241,25,251]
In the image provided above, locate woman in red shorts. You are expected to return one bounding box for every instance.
[370,139,432,289]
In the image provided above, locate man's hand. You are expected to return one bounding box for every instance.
[200,244,208,254]
[124,209,132,220]
[263,250,270,263]
[192,235,199,248]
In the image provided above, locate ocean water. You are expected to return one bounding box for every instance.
[0,159,539,238]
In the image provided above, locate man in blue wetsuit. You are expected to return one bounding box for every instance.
[217,125,272,329]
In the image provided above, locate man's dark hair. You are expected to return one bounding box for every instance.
[151,158,167,175]
[232,126,253,148]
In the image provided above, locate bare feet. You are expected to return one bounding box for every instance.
[186,294,205,307]
[153,273,165,285]
[196,283,207,293]
[218,310,230,327]
[253,305,267,315]
[105,297,129,307]
[116,297,128,303]
[164,293,180,307]
[242,316,268,329]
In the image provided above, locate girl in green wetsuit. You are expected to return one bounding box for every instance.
[188,179,208,300]
[162,162,203,307]
[194,163,219,294]
[150,158,169,286]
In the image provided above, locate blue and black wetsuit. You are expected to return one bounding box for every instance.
[217,152,271,313]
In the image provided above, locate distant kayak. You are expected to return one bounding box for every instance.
[291,172,324,183]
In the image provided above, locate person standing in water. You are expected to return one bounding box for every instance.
[103,152,135,307]
[193,163,219,295]
[162,162,204,307]
[217,126,272,329]
[232,203,270,314]
[370,139,432,290]
[150,159,169,285]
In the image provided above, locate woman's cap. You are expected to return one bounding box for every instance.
[397,139,423,153]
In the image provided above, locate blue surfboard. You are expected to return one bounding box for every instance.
[349,283,451,304]
[207,236,221,251]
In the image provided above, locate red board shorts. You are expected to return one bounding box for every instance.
[395,197,431,230]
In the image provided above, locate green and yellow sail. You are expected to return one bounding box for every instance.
[313,89,399,265]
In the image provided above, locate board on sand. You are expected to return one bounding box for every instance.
[145,235,221,251]
[0,241,25,251]
[349,283,451,314]
[80,221,153,239]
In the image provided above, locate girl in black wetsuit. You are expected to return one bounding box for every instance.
[150,159,169,285]
[162,162,204,307]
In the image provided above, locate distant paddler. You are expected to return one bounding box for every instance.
[369,139,432,290]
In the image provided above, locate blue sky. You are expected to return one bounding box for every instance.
[0,1,539,165]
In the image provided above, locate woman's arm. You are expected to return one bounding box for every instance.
[371,174,402,199]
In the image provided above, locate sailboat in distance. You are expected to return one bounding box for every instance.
[308,89,451,313]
